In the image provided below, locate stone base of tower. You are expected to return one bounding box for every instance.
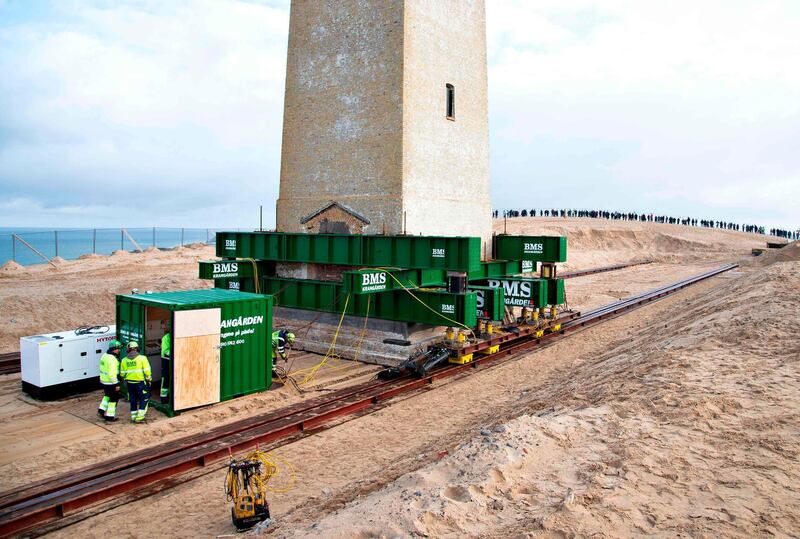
[274,307,445,367]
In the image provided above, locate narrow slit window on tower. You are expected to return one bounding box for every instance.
[446,83,455,120]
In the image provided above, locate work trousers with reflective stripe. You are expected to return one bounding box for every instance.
[99,384,119,419]
[127,381,149,421]
[160,357,170,402]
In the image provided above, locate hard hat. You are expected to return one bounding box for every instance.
[108,340,123,350]
[127,341,139,349]
[287,332,296,343]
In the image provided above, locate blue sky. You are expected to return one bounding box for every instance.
[0,0,798,230]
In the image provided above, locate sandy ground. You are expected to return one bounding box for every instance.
[284,253,800,538]
[0,219,794,538]
[0,244,215,353]
[0,352,381,485]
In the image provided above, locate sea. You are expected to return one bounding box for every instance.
[0,227,220,266]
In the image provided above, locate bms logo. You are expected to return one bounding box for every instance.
[432,248,446,258]
[361,272,387,286]
[521,260,534,272]
[225,239,237,251]
[360,272,388,291]
[523,242,543,254]
[487,279,532,298]
[213,262,238,278]
[228,281,240,290]
[441,303,455,314]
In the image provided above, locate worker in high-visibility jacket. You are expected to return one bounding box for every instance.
[160,323,171,403]
[272,330,296,362]
[120,341,152,423]
[97,340,123,422]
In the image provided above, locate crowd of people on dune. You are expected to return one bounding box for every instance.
[494,208,798,240]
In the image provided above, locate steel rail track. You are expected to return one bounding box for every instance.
[0,263,738,537]
[0,353,20,376]
[559,260,652,279]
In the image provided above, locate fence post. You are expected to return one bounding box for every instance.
[13,234,57,268]
[93,229,96,254]
[12,235,15,262]
[152,227,156,248]
[120,229,124,251]
[206,229,209,243]
[181,228,184,247]
[54,230,58,258]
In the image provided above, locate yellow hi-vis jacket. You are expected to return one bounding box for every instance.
[120,353,151,383]
[99,353,119,385]
[161,333,171,358]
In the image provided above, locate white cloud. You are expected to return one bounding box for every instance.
[0,0,798,230]
[487,0,800,228]
[0,0,289,228]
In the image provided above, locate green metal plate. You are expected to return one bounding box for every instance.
[214,232,482,272]
[494,235,567,263]
[470,285,505,321]
[470,277,548,308]
[256,276,477,327]
[546,278,566,305]
[342,268,447,294]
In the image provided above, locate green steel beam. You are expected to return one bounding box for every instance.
[342,268,446,294]
[470,277,549,308]
[215,276,477,327]
[467,259,534,281]
[198,260,272,280]
[493,235,567,263]
[215,231,482,272]
[547,278,566,305]
[470,285,505,321]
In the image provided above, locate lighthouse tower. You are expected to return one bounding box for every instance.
[276,0,492,254]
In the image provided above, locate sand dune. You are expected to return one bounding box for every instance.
[278,251,800,538]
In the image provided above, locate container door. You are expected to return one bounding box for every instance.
[173,308,221,411]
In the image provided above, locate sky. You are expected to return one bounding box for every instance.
[0,0,798,230]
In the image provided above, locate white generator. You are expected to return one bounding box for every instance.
[21,325,117,400]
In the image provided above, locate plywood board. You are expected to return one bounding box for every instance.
[0,411,109,466]
[173,334,221,410]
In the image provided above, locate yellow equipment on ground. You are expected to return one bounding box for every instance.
[225,450,295,530]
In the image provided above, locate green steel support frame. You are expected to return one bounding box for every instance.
[216,231,482,272]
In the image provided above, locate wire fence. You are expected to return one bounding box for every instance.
[0,228,234,266]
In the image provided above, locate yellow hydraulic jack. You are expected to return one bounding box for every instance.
[445,327,455,344]
[478,344,500,355]
[546,306,561,332]
[449,330,473,364]
[478,322,499,355]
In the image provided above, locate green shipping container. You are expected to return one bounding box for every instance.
[116,289,272,416]
[494,235,568,263]
[547,278,566,305]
